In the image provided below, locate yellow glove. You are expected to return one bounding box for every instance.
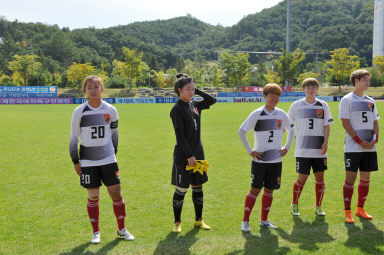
[186,160,210,175]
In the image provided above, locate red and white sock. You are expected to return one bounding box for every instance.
[315,180,325,207]
[243,190,258,222]
[357,180,370,208]
[261,190,273,221]
[113,198,126,231]
[292,180,304,205]
[343,181,354,210]
[87,198,100,233]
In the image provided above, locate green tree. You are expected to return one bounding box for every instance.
[326,48,360,93]
[263,69,281,85]
[275,48,305,86]
[166,68,178,87]
[67,62,95,87]
[152,69,167,88]
[297,72,320,87]
[373,55,384,73]
[121,47,144,92]
[8,54,41,86]
[209,64,224,88]
[219,51,251,90]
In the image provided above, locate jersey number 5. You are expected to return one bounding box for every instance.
[91,126,105,139]
[362,112,368,123]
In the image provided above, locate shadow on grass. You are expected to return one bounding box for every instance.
[277,215,335,251]
[59,238,123,255]
[344,218,384,254]
[227,228,290,255]
[153,228,199,255]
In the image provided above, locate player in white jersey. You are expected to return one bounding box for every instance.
[69,76,134,243]
[339,69,379,223]
[239,83,294,231]
[288,78,333,216]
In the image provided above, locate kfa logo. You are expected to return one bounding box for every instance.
[316,109,324,118]
[104,114,111,123]
[276,119,282,129]
[368,102,373,111]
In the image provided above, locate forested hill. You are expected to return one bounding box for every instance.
[0,0,375,73]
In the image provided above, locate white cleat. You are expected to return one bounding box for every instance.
[90,231,100,244]
[259,220,278,229]
[117,228,135,241]
[241,221,251,232]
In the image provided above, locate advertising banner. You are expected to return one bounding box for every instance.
[0,98,72,104]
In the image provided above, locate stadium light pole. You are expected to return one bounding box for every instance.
[286,0,291,52]
[285,0,291,86]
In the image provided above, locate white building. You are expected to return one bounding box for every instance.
[373,0,384,58]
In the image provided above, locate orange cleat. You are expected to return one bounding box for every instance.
[355,207,373,219]
[345,210,355,223]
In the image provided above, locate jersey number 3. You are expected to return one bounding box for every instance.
[91,126,105,139]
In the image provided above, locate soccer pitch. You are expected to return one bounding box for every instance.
[0,102,383,255]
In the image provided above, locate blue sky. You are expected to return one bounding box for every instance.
[2,0,283,29]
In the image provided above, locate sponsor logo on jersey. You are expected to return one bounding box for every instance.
[104,114,111,123]
[316,109,324,118]
[276,119,282,129]
[368,102,373,111]
[115,171,120,180]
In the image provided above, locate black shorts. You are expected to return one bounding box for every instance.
[344,152,378,172]
[251,161,282,190]
[296,157,327,175]
[171,160,208,188]
[80,162,121,188]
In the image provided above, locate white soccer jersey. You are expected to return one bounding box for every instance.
[338,92,380,153]
[69,101,118,167]
[240,106,294,163]
[288,98,334,158]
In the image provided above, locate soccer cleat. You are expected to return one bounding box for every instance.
[315,206,326,216]
[355,207,373,219]
[259,220,278,229]
[291,203,300,216]
[194,220,211,230]
[117,228,135,241]
[172,222,182,233]
[241,221,250,232]
[345,210,355,223]
[90,231,100,244]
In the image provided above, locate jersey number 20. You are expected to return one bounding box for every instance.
[91,126,105,139]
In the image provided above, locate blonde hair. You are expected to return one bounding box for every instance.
[263,83,282,97]
[302,78,319,88]
[350,69,370,86]
[81,75,104,93]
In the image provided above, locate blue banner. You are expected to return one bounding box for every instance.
[0,93,57,98]
[116,98,156,104]
[0,86,57,93]
[72,98,116,104]
[155,97,179,103]
[217,92,306,97]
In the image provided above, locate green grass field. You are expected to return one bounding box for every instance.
[1,102,384,255]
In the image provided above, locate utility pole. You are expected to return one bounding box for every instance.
[286,0,291,52]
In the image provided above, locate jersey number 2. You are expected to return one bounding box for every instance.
[268,131,274,143]
[91,126,105,139]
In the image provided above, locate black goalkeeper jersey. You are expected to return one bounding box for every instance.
[170,89,216,163]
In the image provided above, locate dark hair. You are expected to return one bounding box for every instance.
[174,73,193,96]
[302,78,319,88]
[350,69,370,86]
